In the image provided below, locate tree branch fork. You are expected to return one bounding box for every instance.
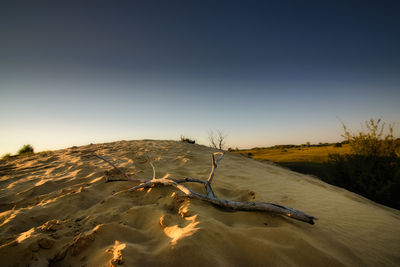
[94,153,317,225]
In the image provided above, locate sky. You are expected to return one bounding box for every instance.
[1,0,400,154]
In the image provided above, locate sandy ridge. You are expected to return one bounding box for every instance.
[0,140,399,266]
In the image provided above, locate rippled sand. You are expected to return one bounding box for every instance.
[0,140,399,266]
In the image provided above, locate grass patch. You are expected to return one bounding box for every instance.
[1,153,12,161]
[1,144,35,162]
[233,143,350,181]
[180,135,196,144]
[235,144,351,163]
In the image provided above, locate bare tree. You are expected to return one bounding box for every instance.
[208,130,227,150]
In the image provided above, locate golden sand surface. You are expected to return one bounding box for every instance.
[0,140,399,266]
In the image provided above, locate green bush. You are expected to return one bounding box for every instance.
[328,154,400,208]
[342,118,398,157]
[18,144,34,155]
[328,119,400,209]
[180,135,195,144]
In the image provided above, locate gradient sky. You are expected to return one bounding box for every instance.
[1,0,400,154]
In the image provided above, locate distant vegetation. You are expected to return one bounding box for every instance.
[236,142,351,163]
[248,141,349,151]
[234,119,400,209]
[180,135,196,144]
[1,144,35,161]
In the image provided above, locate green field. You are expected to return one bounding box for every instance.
[236,144,351,163]
[233,144,352,179]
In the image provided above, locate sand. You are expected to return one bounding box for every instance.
[0,140,399,267]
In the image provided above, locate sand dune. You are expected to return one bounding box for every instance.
[0,140,399,266]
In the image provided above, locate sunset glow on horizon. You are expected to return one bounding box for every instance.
[1,1,399,155]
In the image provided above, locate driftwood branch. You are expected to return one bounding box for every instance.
[95,152,317,225]
[147,155,157,180]
[94,154,129,180]
[94,154,146,183]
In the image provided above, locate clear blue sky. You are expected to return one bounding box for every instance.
[1,1,400,155]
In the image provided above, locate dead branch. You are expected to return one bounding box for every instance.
[94,154,146,183]
[95,152,317,224]
[147,155,157,180]
[94,154,129,179]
